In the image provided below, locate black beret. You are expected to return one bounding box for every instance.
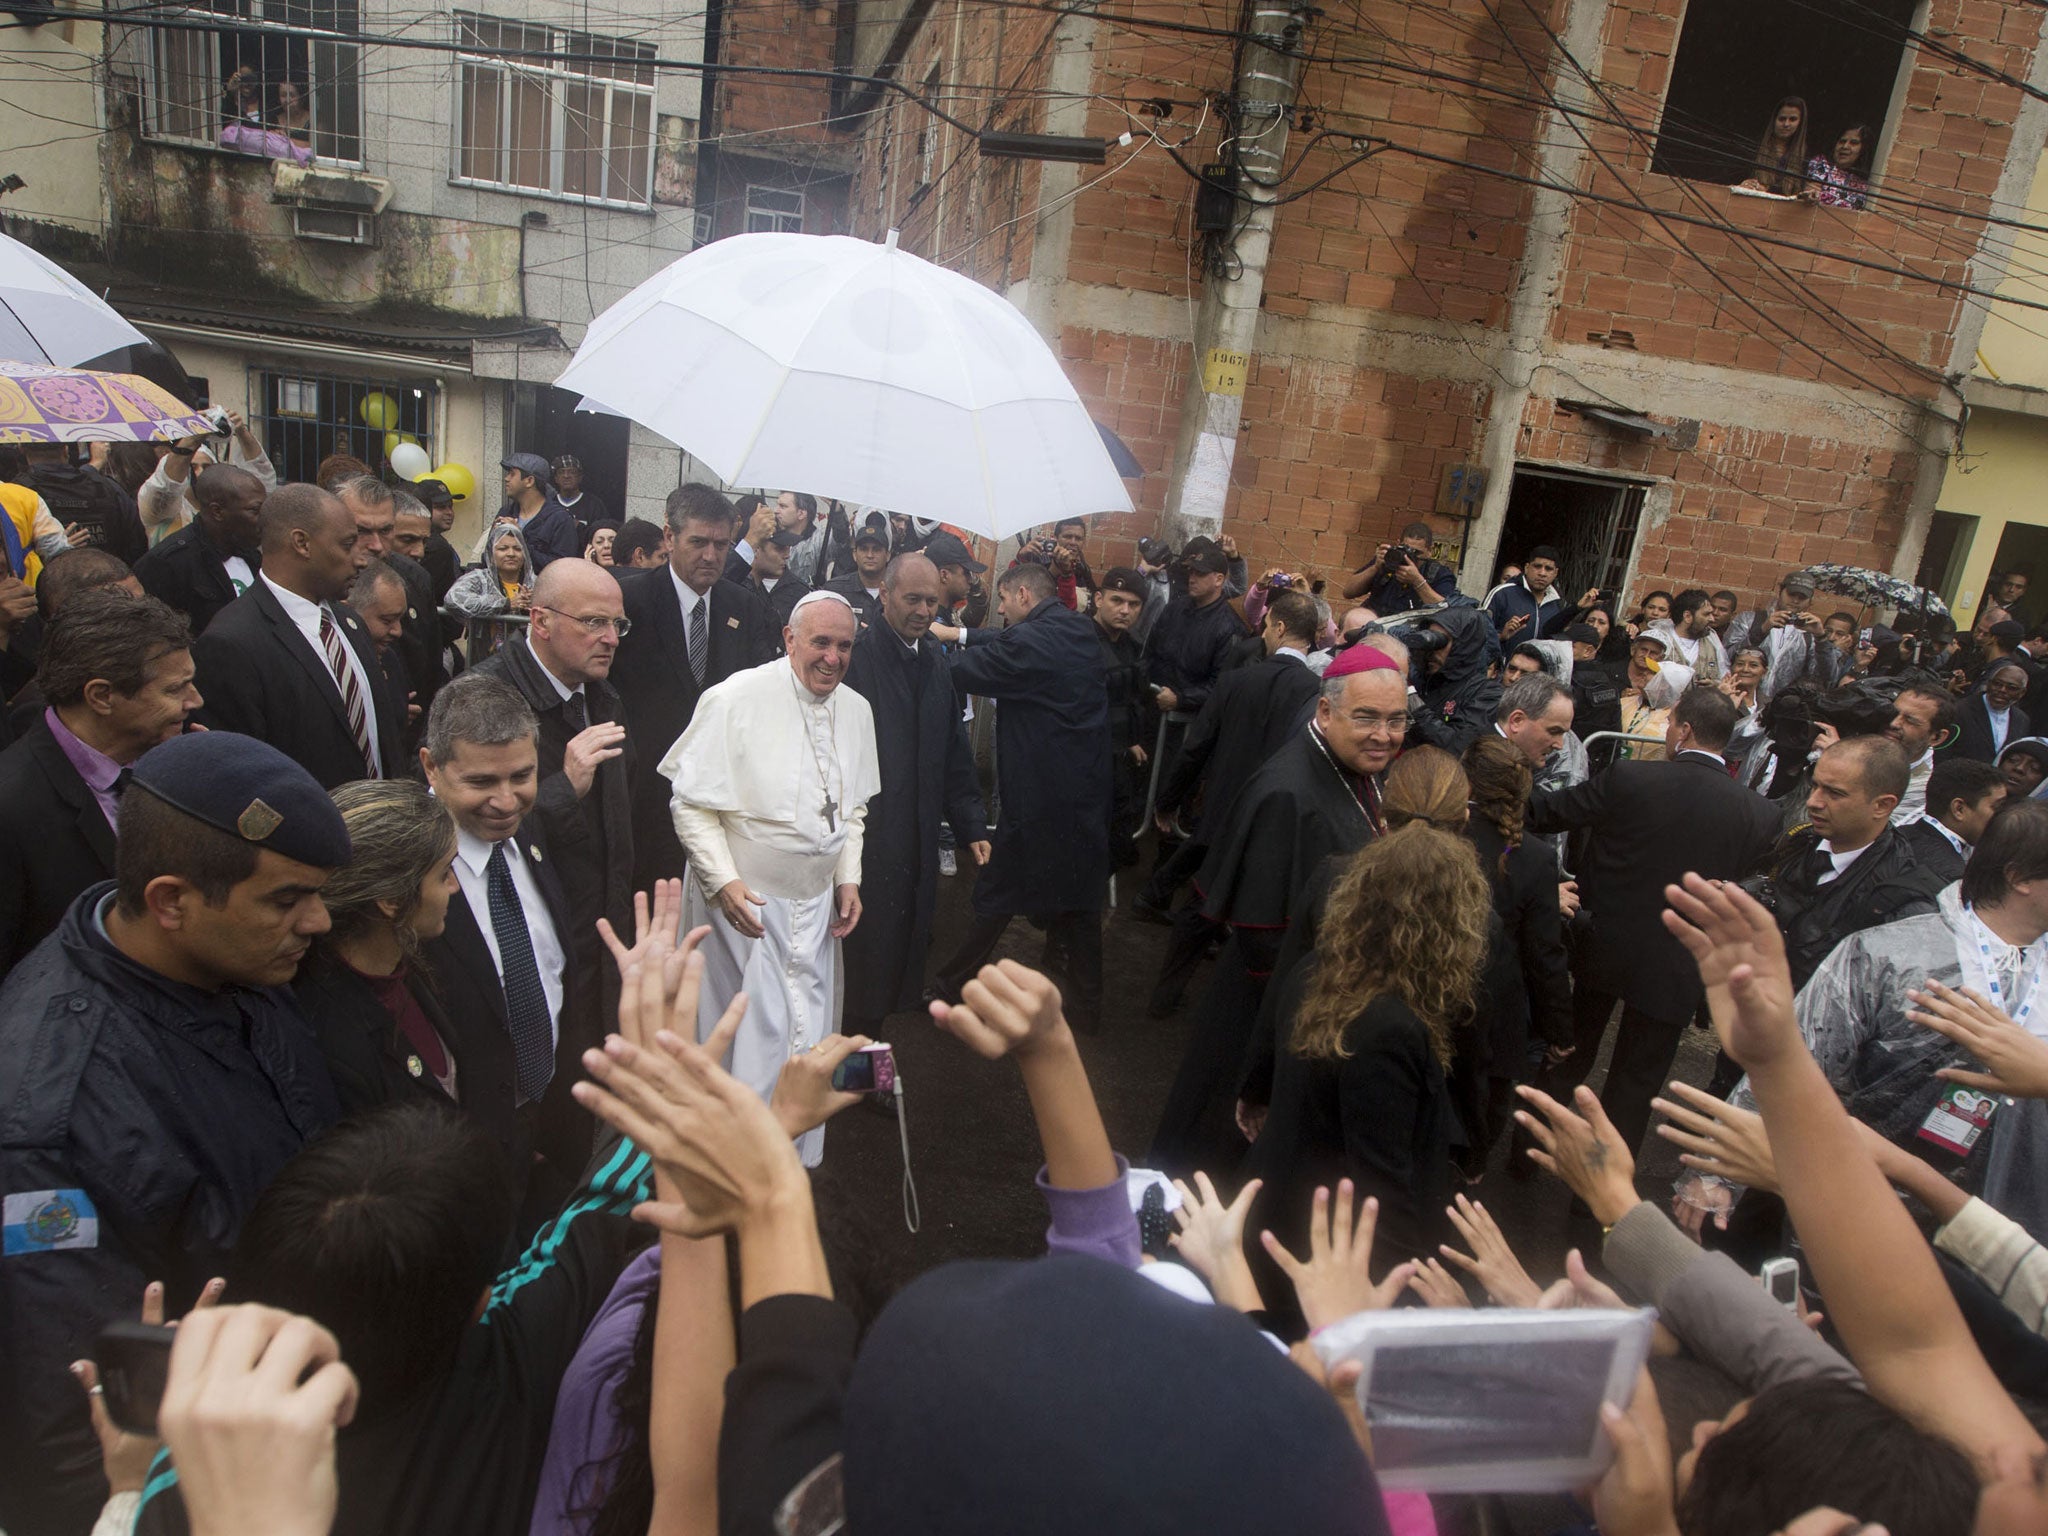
[1098,565,1147,598]
[130,732,352,869]
[1989,619,2025,641]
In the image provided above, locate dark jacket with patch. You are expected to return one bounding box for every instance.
[0,885,338,1536]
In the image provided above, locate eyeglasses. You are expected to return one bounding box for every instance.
[1343,711,1409,737]
[534,606,630,637]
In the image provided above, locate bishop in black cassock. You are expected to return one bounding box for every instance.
[842,555,990,1032]
[1147,649,1403,1173]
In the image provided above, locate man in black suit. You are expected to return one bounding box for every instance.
[191,483,405,788]
[474,556,635,1021]
[339,477,446,725]
[1524,685,1780,1155]
[1946,657,2031,764]
[131,464,263,636]
[1900,756,2006,885]
[610,483,779,886]
[417,673,590,1219]
[0,592,199,972]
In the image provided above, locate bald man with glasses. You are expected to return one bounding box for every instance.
[473,558,636,1018]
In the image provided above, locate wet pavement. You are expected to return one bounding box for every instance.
[810,860,1718,1309]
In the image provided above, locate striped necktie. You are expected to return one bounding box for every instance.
[318,607,377,776]
[688,596,708,686]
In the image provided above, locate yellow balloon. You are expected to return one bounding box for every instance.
[359,391,399,431]
[426,462,476,503]
[382,430,419,458]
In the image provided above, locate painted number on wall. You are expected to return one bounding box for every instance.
[1439,462,1488,516]
[1202,349,1249,396]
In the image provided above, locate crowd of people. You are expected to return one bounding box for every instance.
[0,438,2043,1536]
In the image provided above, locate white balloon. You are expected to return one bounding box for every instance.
[390,442,432,480]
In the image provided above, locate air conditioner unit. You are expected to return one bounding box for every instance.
[293,205,375,245]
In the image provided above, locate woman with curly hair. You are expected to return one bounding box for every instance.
[1242,747,1492,1281]
[1459,736,1573,1177]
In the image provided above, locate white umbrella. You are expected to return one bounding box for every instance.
[0,232,149,366]
[557,230,1133,539]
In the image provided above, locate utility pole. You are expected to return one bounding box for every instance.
[1161,3,1311,547]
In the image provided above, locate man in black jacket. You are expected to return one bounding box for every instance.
[1144,535,1243,724]
[1092,566,1154,867]
[746,526,810,626]
[1524,686,1780,1155]
[1411,604,1502,759]
[841,553,989,1036]
[0,592,199,972]
[132,463,264,636]
[929,562,1109,1027]
[340,478,446,726]
[1901,756,2006,884]
[1946,657,2031,764]
[20,443,149,567]
[0,731,345,1536]
[191,484,405,787]
[473,558,635,1023]
[610,484,779,886]
[1760,735,1943,990]
[825,516,891,631]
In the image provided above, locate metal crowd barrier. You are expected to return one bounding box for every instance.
[440,607,529,665]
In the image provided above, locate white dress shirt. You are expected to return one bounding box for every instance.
[222,554,254,595]
[260,572,383,772]
[523,636,582,707]
[1812,839,1866,887]
[668,565,711,629]
[452,824,567,1042]
[1989,703,2013,756]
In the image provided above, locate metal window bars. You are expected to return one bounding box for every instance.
[139,0,363,166]
[253,370,437,487]
[454,13,657,209]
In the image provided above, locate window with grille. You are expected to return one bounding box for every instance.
[253,370,437,487]
[139,0,363,165]
[743,185,803,235]
[454,14,656,209]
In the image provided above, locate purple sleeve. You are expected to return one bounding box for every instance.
[1243,585,1269,629]
[527,1244,663,1536]
[1037,1154,1142,1268]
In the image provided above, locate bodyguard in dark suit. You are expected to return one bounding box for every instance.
[842,553,989,1034]
[1092,566,1156,867]
[191,484,406,788]
[1945,659,2032,764]
[610,484,779,887]
[0,592,199,972]
[930,562,1111,1027]
[418,674,593,1216]
[131,463,264,636]
[1524,685,1779,1154]
[474,557,635,1021]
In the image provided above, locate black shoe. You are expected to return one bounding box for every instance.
[1130,895,1174,927]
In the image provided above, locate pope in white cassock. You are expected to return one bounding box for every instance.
[659,590,880,1165]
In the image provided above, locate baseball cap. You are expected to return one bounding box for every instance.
[551,454,582,473]
[1099,566,1146,598]
[922,530,986,573]
[501,452,552,483]
[765,527,802,549]
[1179,535,1229,575]
[1562,623,1600,646]
[415,479,455,507]
[1780,572,1816,598]
[854,514,890,549]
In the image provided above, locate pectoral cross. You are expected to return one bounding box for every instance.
[822,793,838,831]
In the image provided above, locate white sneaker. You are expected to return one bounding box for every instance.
[939,848,958,876]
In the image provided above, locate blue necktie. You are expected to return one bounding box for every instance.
[485,841,554,1102]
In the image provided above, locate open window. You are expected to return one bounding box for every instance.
[1651,0,1915,198]
[140,0,362,165]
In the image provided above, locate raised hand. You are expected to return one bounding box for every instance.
[1259,1180,1417,1332]
[1406,1257,1473,1309]
[1591,1369,1677,1536]
[1513,1083,1641,1226]
[1169,1171,1264,1312]
[1439,1195,1543,1307]
[1652,1081,1778,1192]
[769,1033,873,1138]
[1907,981,2048,1100]
[1660,874,1800,1071]
[928,959,1068,1060]
[158,1305,359,1536]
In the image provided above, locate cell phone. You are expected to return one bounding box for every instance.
[831,1043,896,1095]
[1760,1256,1800,1309]
[1313,1307,1657,1493]
[93,1320,177,1436]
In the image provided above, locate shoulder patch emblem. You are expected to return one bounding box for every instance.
[237,799,284,841]
[4,1189,99,1254]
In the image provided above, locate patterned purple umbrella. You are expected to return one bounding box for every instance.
[0,359,214,443]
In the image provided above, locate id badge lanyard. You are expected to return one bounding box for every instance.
[1957,906,2048,1041]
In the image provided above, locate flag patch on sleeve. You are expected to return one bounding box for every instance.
[3,1189,99,1254]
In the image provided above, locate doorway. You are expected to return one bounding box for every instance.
[1497,466,1649,607]
[511,383,632,521]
